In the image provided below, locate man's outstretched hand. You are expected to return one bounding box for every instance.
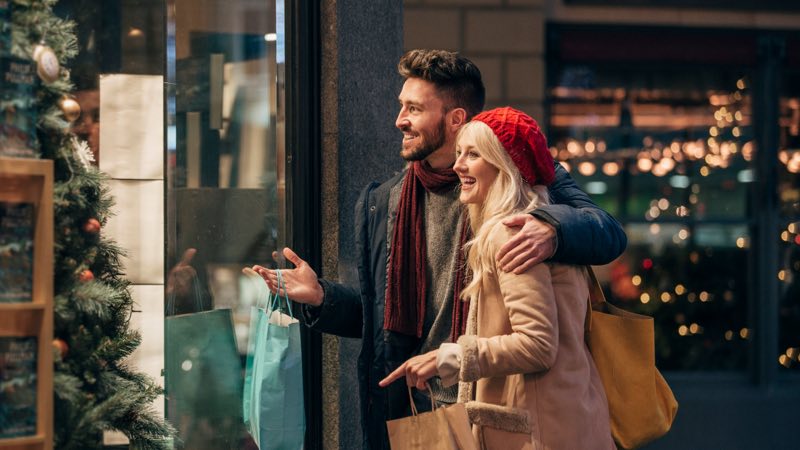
[249,247,324,307]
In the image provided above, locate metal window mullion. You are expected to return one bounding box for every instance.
[752,35,785,388]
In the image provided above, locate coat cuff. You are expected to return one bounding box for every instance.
[301,279,329,326]
[457,334,480,382]
[436,343,462,387]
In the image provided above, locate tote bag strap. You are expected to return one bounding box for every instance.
[583,266,607,335]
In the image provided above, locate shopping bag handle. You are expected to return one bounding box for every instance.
[267,270,295,320]
[406,385,436,416]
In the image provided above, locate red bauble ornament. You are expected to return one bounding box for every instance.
[79,269,94,282]
[53,338,69,358]
[83,218,101,234]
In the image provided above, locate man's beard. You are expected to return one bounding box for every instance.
[400,119,447,162]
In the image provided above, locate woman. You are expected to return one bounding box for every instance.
[380,107,614,449]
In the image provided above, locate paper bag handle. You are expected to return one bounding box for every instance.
[407,385,436,416]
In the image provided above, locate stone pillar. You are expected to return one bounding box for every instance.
[320,1,404,448]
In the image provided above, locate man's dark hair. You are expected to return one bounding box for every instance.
[398,49,485,119]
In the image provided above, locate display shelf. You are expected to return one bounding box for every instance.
[0,157,53,450]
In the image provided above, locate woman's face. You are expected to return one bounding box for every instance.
[454,133,499,205]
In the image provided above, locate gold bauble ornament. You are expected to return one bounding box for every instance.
[59,97,81,122]
[33,43,60,83]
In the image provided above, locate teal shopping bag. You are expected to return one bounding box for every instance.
[243,271,305,450]
[165,276,244,449]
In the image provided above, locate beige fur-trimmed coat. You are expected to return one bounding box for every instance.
[453,223,614,450]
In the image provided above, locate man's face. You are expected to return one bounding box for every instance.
[395,78,449,162]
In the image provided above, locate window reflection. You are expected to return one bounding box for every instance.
[166,0,284,448]
[548,65,753,370]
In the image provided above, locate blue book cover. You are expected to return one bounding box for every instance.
[0,202,35,303]
[0,56,38,158]
[0,336,37,438]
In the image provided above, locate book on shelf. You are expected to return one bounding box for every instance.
[0,1,10,57]
[0,201,35,303]
[0,336,37,438]
[0,55,38,159]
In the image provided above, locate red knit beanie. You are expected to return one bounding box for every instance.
[472,107,555,186]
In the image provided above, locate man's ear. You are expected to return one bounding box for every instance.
[448,108,467,131]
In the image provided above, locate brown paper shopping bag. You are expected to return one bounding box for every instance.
[386,387,477,450]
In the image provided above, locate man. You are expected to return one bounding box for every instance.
[254,49,627,449]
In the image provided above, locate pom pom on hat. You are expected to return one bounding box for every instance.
[472,107,554,186]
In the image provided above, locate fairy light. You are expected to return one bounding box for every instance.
[640,293,651,304]
[602,162,620,176]
[675,284,685,295]
[632,275,642,286]
[578,161,596,176]
[724,330,734,341]
[661,292,671,303]
[740,328,751,340]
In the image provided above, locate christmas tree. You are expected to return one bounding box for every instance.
[8,0,174,448]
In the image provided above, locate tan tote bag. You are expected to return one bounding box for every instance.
[585,267,679,450]
[386,387,478,450]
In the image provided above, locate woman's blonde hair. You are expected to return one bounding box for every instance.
[457,121,550,303]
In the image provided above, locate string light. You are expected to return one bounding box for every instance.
[739,328,750,339]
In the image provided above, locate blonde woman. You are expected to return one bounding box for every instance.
[380,107,614,449]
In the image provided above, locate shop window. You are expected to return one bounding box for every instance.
[165,0,286,448]
[546,28,774,371]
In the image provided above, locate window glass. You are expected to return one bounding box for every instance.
[548,64,753,370]
[165,0,285,448]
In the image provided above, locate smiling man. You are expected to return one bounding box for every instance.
[253,49,627,449]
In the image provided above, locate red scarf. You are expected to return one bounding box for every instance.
[384,161,470,341]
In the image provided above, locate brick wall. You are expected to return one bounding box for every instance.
[404,0,546,122]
